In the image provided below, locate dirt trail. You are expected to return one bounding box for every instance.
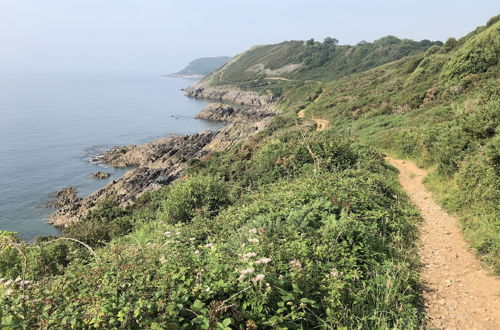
[387,157,500,330]
[297,109,328,131]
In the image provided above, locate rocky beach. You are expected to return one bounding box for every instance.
[48,81,278,227]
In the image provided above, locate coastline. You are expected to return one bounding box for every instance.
[48,81,278,227]
[164,73,204,79]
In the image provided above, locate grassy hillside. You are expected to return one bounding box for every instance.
[283,16,500,272]
[1,15,498,328]
[203,36,441,88]
[176,56,232,76]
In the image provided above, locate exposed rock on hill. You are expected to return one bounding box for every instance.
[185,82,276,106]
[196,102,276,123]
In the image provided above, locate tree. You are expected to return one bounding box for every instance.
[323,37,339,46]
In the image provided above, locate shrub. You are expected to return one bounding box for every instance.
[160,175,231,224]
[441,22,500,80]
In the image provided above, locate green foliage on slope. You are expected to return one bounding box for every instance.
[204,36,441,87]
[290,18,500,272]
[176,56,232,76]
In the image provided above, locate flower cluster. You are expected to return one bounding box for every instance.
[255,257,271,265]
[330,267,340,278]
[240,252,257,260]
[252,274,265,283]
[289,259,302,270]
[0,277,30,288]
[238,268,255,281]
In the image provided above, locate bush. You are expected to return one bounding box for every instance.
[160,175,231,224]
[441,22,499,80]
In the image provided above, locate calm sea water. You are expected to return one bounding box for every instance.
[0,72,222,241]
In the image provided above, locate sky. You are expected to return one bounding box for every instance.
[0,0,498,74]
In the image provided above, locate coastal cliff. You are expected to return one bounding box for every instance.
[49,84,277,226]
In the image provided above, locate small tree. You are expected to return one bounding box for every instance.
[323,37,339,46]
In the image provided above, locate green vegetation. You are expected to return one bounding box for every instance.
[292,18,500,273]
[1,131,422,328]
[203,36,441,89]
[175,56,232,76]
[1,15,498,328]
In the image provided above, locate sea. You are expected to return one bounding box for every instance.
[0,72,222,241]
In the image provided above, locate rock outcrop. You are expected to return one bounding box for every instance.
[49,84,277,227]
[46,187,81,210]
[92,171,111,179]
[196,102,276,123]
[184,81,277,106]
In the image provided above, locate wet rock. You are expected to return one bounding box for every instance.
[92,171,111,179]
[46,187,81,209]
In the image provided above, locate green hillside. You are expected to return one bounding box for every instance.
[285,16,499,271]
[1,15,498,328]
[203,36,441,88]
[175,56,232,76]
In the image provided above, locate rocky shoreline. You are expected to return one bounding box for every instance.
[48,82,277,227]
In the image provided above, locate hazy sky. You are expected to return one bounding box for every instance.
[1,0,498,74]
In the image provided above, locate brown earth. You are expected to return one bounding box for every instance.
[387,157,500,330]
[297,109,328,131]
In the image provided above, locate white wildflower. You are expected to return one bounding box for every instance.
[0,278,5,284]
[160,256,167,264]
[248,238,259,243]
[194,250,200,255]
[4,280,13,287]
[204,243,214,249]
[255,257,272,265]
[163,231,172,237]
[241,252,257,260]
[238,268,255,281]
[330,267,340,278]
[248,228,258,234]
[240,268,255,275]
[189,237,196,241]
[252,274,265,283]
[289,259,302,270]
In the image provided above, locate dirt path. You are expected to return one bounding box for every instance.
[386,157,500,330]
[297,109,328,131]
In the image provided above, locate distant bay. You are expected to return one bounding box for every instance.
[0,72,222,240]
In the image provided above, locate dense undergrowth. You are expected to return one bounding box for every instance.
[294,17,500,273]
[1,15,498,328]
[0,128,423,328]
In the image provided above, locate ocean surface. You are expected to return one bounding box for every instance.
[0,72,222,241]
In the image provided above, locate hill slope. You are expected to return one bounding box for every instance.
[172,56,232,78]
[0,15,498,329]
[201,36,441,89]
